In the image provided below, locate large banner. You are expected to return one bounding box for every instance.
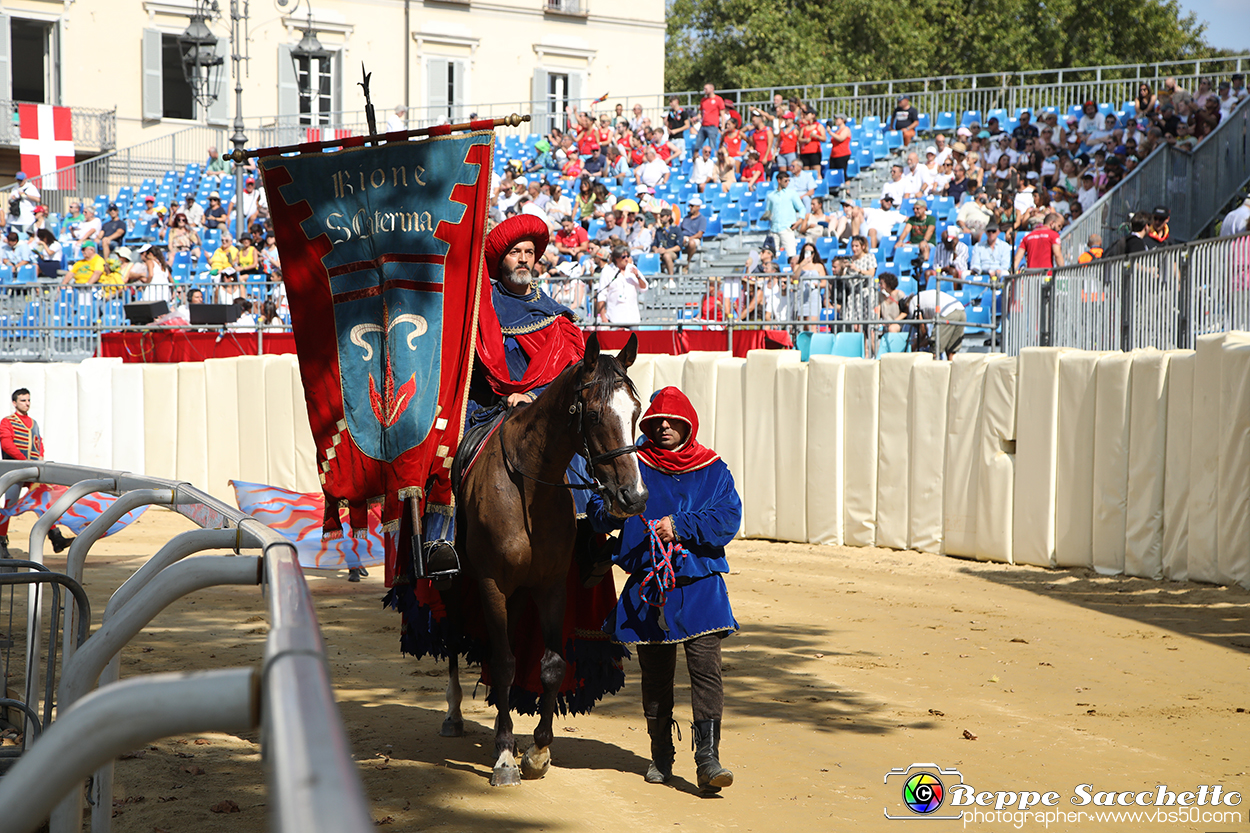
[259,133,494,535]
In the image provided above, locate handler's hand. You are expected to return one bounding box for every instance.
[506,392,530,408]
[655,515,676,543]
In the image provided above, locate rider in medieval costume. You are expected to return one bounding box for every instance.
[420,213,586,578]
[587,386,739,793]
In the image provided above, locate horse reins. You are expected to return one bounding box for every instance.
[501,370,638,494]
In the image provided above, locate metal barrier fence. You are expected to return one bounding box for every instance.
[1002,232,1250,353]
[0,461,371,833]
[1,100,116,153]
[1061,97,1250,264]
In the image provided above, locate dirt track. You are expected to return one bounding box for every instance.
[15,509,1250,831]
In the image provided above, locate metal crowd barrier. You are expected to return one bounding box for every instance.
[1001,231,1250,353]
[0,461,370,833]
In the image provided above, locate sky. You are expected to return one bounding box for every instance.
[1177,0,1250,52]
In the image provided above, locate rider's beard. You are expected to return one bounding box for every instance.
[500,264,532,293]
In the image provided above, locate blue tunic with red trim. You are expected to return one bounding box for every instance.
[587,457,740,645]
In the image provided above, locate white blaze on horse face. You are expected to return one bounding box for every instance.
[609,386,643,487]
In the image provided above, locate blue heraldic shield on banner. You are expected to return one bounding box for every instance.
[259,132,494,538]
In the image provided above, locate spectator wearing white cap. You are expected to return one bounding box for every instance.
[228,176,269,227]
[678,197,708,269]
[8,173,40,234]
[930,226,969,280]
[203,191,228,229]
[1220,195,1250,237]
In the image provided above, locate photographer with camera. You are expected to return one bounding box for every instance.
[908,286,967,360]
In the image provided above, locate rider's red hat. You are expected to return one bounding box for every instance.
[485,214,550,282]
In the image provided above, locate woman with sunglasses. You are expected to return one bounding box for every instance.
[168,213,202,262]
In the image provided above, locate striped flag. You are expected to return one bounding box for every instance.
[18,103,76,189]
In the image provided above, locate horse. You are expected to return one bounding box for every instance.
[442,332,648,786]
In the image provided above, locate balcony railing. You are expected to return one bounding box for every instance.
[545,0,587,16]
[0,100,117,152]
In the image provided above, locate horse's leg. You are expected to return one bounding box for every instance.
[521,580,568,780]
[441,653,464,737]
[481,579,521,786]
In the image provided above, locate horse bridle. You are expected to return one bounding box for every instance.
[502,368,638,494]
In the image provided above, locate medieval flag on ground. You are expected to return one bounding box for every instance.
[258,132,494,536]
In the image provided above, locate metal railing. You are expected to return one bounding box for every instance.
[0,461,371,833]
[1001,232,1250,353]
[1,100,116,152]
[1061,97,1250,263]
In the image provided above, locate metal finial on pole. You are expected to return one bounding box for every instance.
[359,63,378,141]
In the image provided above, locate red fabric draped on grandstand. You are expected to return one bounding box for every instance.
[98,330,297,362]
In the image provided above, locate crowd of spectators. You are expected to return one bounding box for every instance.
[1,151,287,332]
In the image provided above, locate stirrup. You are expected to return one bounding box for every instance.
[420,540,461,583]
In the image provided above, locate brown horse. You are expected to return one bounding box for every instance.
[443,332,647,786]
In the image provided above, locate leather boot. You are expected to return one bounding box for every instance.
[645,717,677,784]
[48,526,74,555]
[0,535,9,560]
[692,719,733,793]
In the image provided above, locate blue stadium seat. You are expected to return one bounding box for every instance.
[844,157,859,179]
[877,236,897,261]
[986,108,1009,127]
[17,264,36,283]
[1097,102,1116,118]
[703,215,723,239]
[898,276,919,296]
[964,303,992,335]
[878,332,911,354]
[796,330,814,361]
[933,112,956,132]
[832,332,864,358]
[719,202,743,230]
[915,113,931,133]
[960,110,982,128]
[1121,101,1137,117]
[635,253,661,276]
[808,332,836,356]
[814,237,837,261]
[861,116,881,134]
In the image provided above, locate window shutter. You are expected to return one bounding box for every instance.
[0,15,11,102]
[332,49,343,121]
[427,58,449,118]
[277,44,300,143]
[530,68,548,135]
[451,60,466,123]
[206,35,230,125]
[142,28,163,121]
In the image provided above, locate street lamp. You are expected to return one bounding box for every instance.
[290,8,332,84]
[178,0,251,240]
[178,8,225,110]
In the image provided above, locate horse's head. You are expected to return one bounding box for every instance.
[577,333,648,518]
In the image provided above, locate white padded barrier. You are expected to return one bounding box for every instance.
[773,362,808,543]
[1012,347,1067,567]
[626,352,657,407]
[42,364,79,465]
[142,364,179,480]
[0,366,10,418]
[651,354,687,394]
[842,359,879,548]
[908,361,950,554]
[713,357,746,511]
[977,355,1017,563]
[682,352,726,443]
[264,355,299,491]
[743,350,800,539]
[111,364,146,475]
[1187,334,1225,584]
[76,358,120,469]
[1124,350,1170,580]
[1162,350,1195,581]
[175,363,210,489]
[943,355,990,557]
[1090,351,1133,576]
[806,357,848,546]
[875,353,932,550]
[1053,352,1101,569]
[204,358,242,501]
[235,356,271,486]
[291,358,322,494]
[1217,338,1250,590]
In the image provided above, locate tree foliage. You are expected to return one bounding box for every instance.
[664,0,1223,93]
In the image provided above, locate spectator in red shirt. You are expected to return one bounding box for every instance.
[740,152,767,190]
[695,83,726,154]
[749,112,774,166]
[721,122,744,172]
[798,110,827,171]
[554,216,590,260]
[1014,213,1065,272]
[776,112,799,170]
[576,113,600,157]
[828,114,852,172]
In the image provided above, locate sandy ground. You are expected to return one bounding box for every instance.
[10,508,1250,832]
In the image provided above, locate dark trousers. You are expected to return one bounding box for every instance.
[636,632,724,723]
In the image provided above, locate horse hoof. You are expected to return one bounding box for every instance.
[520,745,551,780]
[440,718,464,738]
[491,764,522,787]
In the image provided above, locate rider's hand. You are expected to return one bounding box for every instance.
[655,515,676,543]
[505,392,530,408]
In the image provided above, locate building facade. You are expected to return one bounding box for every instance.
[0,0,665,164]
